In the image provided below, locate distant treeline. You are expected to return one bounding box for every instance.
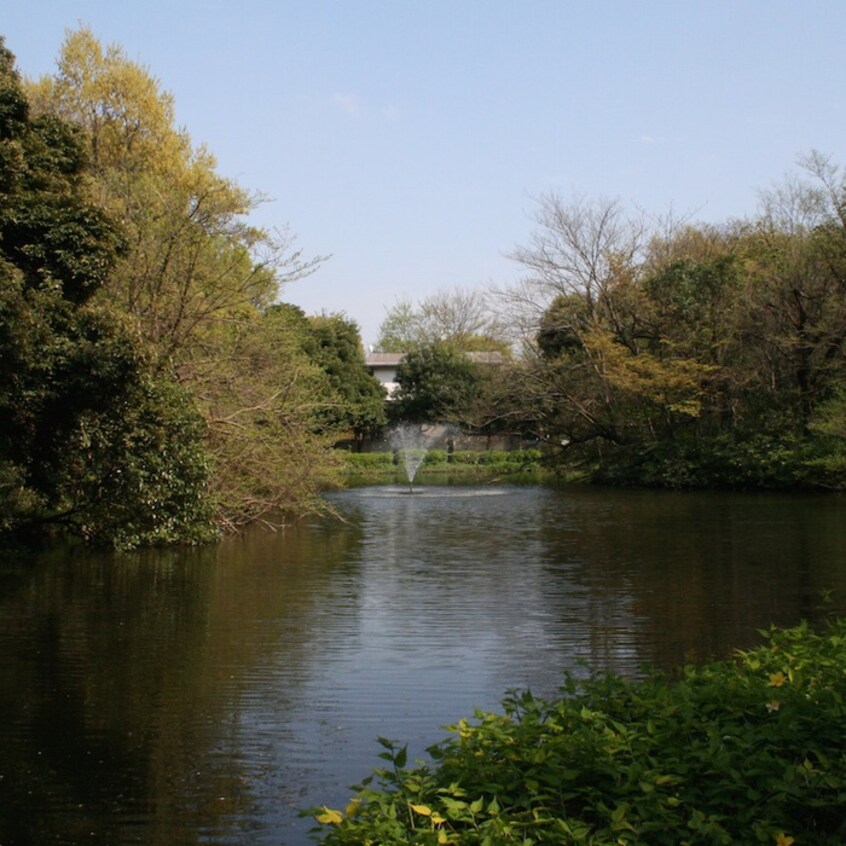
[383,187,846,490]
[485,180,846,488]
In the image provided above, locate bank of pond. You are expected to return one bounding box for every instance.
[341,448,553,485]
[337,437,846,493]
[309,618,846,845]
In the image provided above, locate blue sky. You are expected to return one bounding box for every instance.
[4,1,845,344]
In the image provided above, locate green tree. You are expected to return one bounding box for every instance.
[502,176,846,487]
[391,342,480,424]
[0,37,213,546]
[303,314,387,440]
[190,309,339,530]
[739,218,846,432]
[536,293,590,359]
[28,27,322,363]
[29,28,336,529]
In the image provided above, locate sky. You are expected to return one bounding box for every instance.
[4,1,846,345]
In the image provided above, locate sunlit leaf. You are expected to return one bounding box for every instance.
[314,807,343,825]
[410,803,432,816]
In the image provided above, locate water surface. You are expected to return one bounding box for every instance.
[1,484,845,844]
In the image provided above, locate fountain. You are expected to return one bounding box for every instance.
[388,423,454,493]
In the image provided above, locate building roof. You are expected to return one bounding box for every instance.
[366,350,504,367]
[365,352,404,367]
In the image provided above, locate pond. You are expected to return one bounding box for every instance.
[1,483,846,844]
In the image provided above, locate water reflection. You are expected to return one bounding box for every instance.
[1,485,845,845]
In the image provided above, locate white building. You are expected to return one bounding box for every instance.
[364,352,404,397]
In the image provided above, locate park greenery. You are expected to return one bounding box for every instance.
[4,26,846,549]
[375,287,511,356]
[383,178,846,491]
[489,181,846,488]
[344,448,544,485]
[308,617,846,845]
[0,31,381,547]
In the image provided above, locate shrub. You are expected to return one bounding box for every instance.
[423,449,448,466]
[451,451,482,465]
[595,434,814,490]
[308,618,846,845]
[343,452,396,469]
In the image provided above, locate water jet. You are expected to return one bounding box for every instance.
[388,423,456,492]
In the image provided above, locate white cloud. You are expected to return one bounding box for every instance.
[333,92,360,116]
[332,94,401,122]
[633,134,675,145]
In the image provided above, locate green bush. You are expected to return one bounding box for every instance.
[442,451,474,465]
[423,449,449,466]
[340,449,543,475]
[595,434,815,490]
[344,452,396,469]
[308,619,846,845]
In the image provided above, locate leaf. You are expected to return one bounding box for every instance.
[410,804,432,817]
[315,807,343,825]
[395,744,408,768]
[611,803,629,823]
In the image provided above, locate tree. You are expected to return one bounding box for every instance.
[27,27,324,365]
[374,298,420,352]
[302,313,387,440]
[506,193,646,345]
[391,342,481,424]
[536,293,590,359]
[739,156,846,431]
[28,28,336,529]
[0,37,213,546]
[375,287,509,354]
[188,309,339,530]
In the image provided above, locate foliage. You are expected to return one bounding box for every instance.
[302,313,387,438]
[592,434,813,490]
[391,343,482,424]
[26,28,338,531]
[536,294,590,359]
[342,452,397,469]
[27,27,323,356]
[57,376,216,547]
[341,449,544,483]
[309,618,846,845]
[376,288,509,355]
[496,173,846,489]
[182,306,340,530]
[0,37,213,547]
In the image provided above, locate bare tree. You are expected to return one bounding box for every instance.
[757,173,828,237]
[376,286,507,352]
[797,149,846,230]
[418,286,500,341]
[498,194,648,352]
[508,193,647,311]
